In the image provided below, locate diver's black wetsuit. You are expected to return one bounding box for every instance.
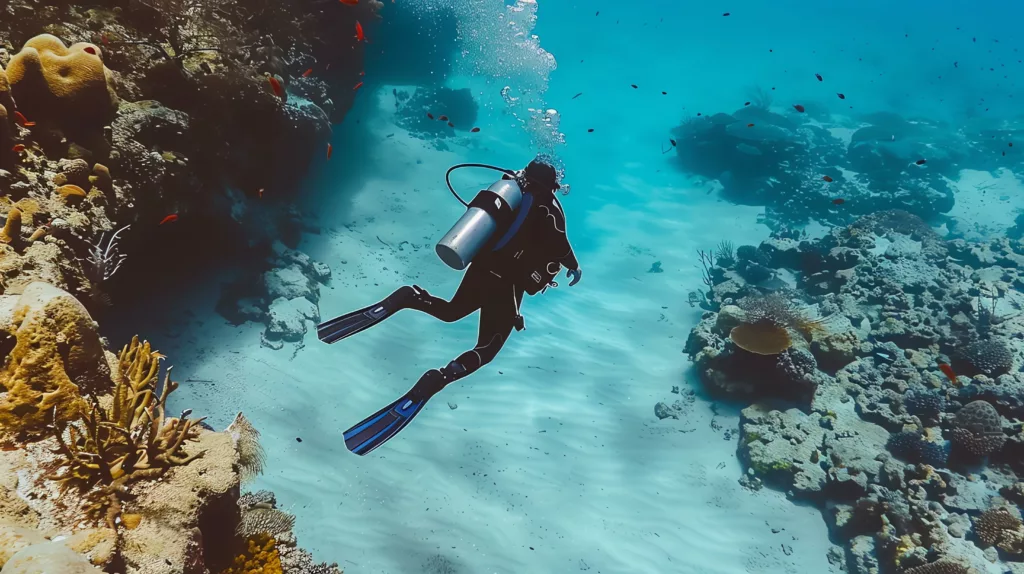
[394,182,579,382]
[320,159,581,455]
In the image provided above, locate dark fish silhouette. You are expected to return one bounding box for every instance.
[572,92,583,100]
[793,104,806,112]
[815,73,823,81]
[837,93,846,99]
[915,159,927,165]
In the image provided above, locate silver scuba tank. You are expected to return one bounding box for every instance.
[436,178,523,270]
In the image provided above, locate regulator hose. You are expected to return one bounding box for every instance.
[445,163,518,207]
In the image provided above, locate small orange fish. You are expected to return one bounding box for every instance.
[471,127,480,133]
[355,21,365,42]
[438,115,449,122]
[258,188,264,198]
[938,363,959,386]
[13,111,30,127]
[302,68,313,77]
[746,123,755,127]
[327,143,333,159]
[268,76,284,98]
[159,214,178,225]
[339,0,358,4]
[84,46,97,55]
[822,175,833,182]
[353,81,363,91]
[11,144,25,152]
[832,198,845,205]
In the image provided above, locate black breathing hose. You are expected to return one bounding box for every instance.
[445,163,518,207]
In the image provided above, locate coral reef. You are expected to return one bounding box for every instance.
[676,210,1024,573]
[227,412,266,483]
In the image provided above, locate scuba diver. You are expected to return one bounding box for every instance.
[317,158,582,455]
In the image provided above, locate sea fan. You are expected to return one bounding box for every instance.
[226,412,266,483]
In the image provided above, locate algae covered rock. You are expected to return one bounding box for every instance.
[0,282,112,433]
[0,522,47,566]
[6,34,118,132]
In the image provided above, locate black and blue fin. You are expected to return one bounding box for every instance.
[343,393,428,455]
[343,369,448,455]
[317,286,420,344]
[316,302,392,344]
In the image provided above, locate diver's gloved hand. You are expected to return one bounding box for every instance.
[567,268,582,287]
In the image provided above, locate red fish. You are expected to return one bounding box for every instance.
[353,81,363,91]
[258,188,264,198]
[84,46,97,55]
[13,111,31,127]
[302,68,313,78]
[268,76,284,98]
[471,127,480,133]
[339,0,358,4]
[837,93,846,99]
[327,143,333,159]
[438,115,449,122]
[159,214,178,225]
[832,198,845,205]
[427,113,434,119]
[822,175,833,182]
[101,34,109,45]
[355,21,365,42]
[915,159,927,165]
[815,73,823,81]
[793,104,806,112]
[11,144,24,152]
[747,123,755,127]
[938,363,959,386]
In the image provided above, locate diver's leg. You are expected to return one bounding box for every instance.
[434,282,521,385]
[404,265,490,323]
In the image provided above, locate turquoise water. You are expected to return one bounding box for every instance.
[112,1,1024,572]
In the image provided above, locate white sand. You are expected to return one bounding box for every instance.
[157,87,836,574]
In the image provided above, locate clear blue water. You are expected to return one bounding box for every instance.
[113,1,1024,572]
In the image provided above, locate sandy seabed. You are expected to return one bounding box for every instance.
[145,87,840,574]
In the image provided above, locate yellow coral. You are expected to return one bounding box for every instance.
[6,34,118,132]
[89,163,112,191]
[223,535,284,574]
[730,322,793,355]
[1,207,21,244]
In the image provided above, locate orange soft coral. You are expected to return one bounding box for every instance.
[222,535,284,574]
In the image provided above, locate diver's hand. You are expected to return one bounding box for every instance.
[567,268,582,287]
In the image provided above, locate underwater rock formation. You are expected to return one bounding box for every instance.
[671,108,962,229]
[0,0,360,570]
[677,209,1024,573]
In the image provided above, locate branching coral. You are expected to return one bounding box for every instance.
[227,412,265,483]
[49,335,206,492]
[902,558,970,574]
[973,507,1024,554]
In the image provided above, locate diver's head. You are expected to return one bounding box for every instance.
[522,159,561,194]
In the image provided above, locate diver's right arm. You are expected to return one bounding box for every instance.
[549,196,581,285]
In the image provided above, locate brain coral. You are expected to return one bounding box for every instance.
[951,400,1005,457]
[6,34,118,131]
[960,339,1014,376]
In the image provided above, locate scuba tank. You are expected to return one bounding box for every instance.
[435,164,523,270]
